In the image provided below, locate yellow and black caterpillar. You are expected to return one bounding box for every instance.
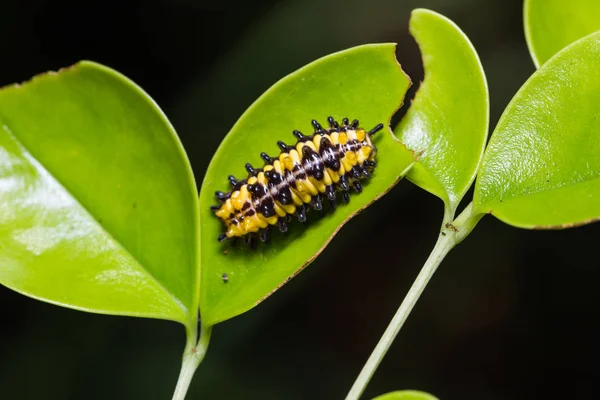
[212,116,382,247]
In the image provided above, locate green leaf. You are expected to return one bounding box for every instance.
[371,390,439,400]
[199,44,415,326]
[474,31,600,228]
[525,0,600,67]
[394,9,489,217]
[0,62,199,324]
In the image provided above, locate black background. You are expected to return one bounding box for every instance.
[1,0,600,399]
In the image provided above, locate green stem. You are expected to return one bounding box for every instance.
[172,322,213,400]
[345,202,483,400]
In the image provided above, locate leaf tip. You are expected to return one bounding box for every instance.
[410,7,436,19]
[522,0,542,68]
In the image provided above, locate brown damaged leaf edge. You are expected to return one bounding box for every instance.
[0,64,79,91]
[255,48,418,305]
[484,205,600,230]
[531,216,600,230]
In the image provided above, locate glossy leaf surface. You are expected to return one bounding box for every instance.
[394,9,489,216]
[474,31,600,228]
[371,390,439,400]
[200,44,415,325]
[525,0,600,67]
[0,62,199,323]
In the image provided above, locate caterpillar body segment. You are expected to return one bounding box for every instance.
[213,116,383,247]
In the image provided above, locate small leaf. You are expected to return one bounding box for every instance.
[0,62,199,323]
[394,9,489,216]
[474,31,600,229]
[371,390,439,400]
[199,44,415,326]
[525,0,600,67]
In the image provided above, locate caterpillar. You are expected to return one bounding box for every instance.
[212,116,383,248]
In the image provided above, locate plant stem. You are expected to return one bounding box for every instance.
[345,202,483,400]
[172,322,213,400]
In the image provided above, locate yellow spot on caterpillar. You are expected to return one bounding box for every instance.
[291,182,312,203]
[282,155,294,170]
[341,157,353,173]
[346,151,357,165]
[273,203,287,217]
[322,169,333,186]
[290,191,303,206]
[330,131,339,145]
[304,141,317,151]
[257,172,267,185]
[358,146,372,163]
[362,146,372,158]
[231,188,247,210]
[289,149,301,166]
[227,223,243,237]
[309,176,326,193]
[356,129,366,141]
[295,180,306,193]
[280,203,296,214]
[258,214,278,226]
[215,200,233,219]
[338,131,348,145]
[313,135,323,151]
[326,168,339,183]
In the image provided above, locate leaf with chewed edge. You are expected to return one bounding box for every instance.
[199,44,416,326]
[0,62,199,325]
[394,9,489,218]
[474,31,600,229]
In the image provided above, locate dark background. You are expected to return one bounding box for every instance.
[1,0,600,399]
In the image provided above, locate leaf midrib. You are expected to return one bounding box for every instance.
[477,168,600,206]
[2,122,188,320]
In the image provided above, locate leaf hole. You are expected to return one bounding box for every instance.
[391,29,424,127]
